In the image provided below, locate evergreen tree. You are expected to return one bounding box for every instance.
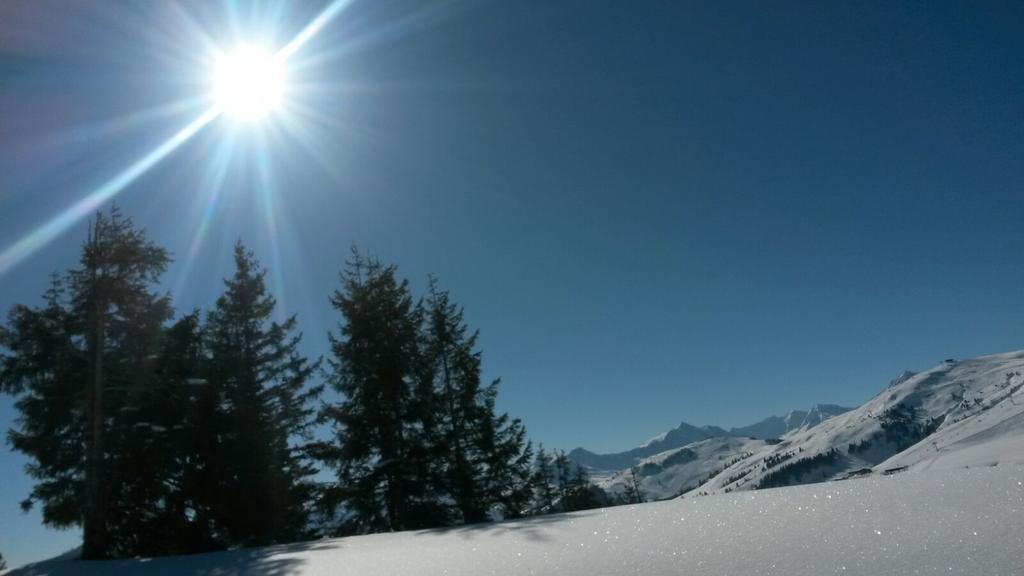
[127,312,217,554]
[315,250,434,533]
[554,450,573,509]
[422,280,485,523]
[562,463,607,512]
[1,274,85,529]
[73,209,173,558]
[0,550,6,571]
[531,445,557,514]
[316,261,537,530]
[622,466,645,505]
[203,243,321,546]
[476,390,535,520]
[2,208,173,559]
[154,311,227,553]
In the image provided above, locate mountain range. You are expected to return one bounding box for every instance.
[567,404,852,472]
[582,351,1024,501]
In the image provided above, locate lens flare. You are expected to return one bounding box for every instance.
[213,45,286,122]
[0,0,355,276]
[0,108,219,276]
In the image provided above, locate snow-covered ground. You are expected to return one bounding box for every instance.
[11,464,1024,575]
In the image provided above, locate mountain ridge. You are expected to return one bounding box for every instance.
[585,352,1024,501]
[567,403,853,472]
[685,351,1024,496]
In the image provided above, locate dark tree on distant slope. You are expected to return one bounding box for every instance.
[203,243,321,546]
[621,466,646,504]
[528,448,607,514]
[562,462,607,511]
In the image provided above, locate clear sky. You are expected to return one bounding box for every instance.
[1,0,1023,568]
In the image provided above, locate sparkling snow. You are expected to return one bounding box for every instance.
[11,465,1024,575]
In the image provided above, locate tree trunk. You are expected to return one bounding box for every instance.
[83,226,107,560]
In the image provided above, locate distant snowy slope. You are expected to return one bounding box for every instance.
[568,404,851,473]
[598,437,772,500]
[730,404,852,438]
[567,421,714,471]
[12,465,1024,575]
[689,351,1024,495]
[878,360,1024,472]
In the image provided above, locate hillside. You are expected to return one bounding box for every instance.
[568,421,715,471]
[688,351,1024,495]
[730,403,850,438]
[11,464,1023,575]
[568,404,852,473]
[596,436,772,500]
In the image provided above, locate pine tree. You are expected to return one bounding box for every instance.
[562,463,607,511]
[531,445,557,514]
[477,395,535,519]
[422,280,490,524]
[153,311,224,553]
[554,450,573,509]
[73,209,173,558]
[622,466,645,505]
[128,312,216,554]
[418,279,538,523]
[0,550,6,570]
[1,274,85,529]
[315,249,434,533]
[2,208,173,559]
[203,243,321,546]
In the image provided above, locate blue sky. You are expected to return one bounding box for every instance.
[2,0,1023,568]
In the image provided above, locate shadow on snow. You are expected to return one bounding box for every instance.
[9,539,338,576]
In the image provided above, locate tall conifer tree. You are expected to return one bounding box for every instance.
[316,250,437,533]
[423,280,488,523]
[531,445,558,514]
[1,274,85,528]
[1,208,172,559]
[204,242,321,546]
[422,279,536,522]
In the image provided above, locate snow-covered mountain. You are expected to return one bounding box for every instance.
[687,351,1024,496]
[568,404,852,473]
[729,403,851,438]
[11,465,1023,575]
[568,421,716,471]
[597,437,772,500]
[581,351,1024,501]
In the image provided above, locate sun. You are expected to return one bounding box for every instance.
[212,45,286,122]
